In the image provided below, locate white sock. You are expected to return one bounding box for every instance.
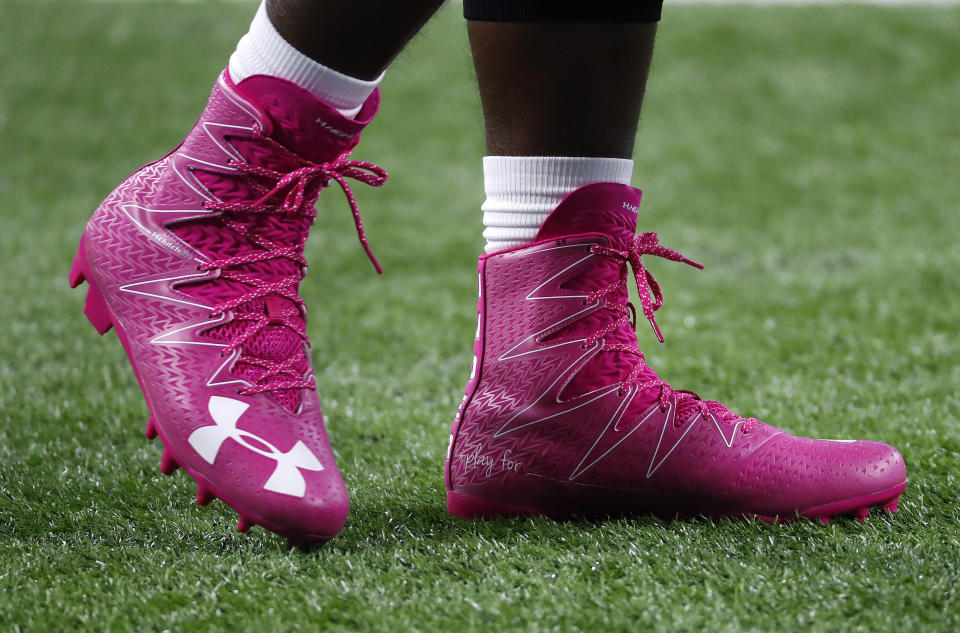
[228,2,383,119]
[481,156,635,253]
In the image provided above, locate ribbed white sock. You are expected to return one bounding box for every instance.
[481,156,634,253]
[228,2,382,119]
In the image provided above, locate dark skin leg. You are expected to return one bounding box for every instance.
[266,0,447,80]
[468,21,658,158]
[266,2,657,156]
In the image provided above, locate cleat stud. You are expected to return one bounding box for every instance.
[196,483,215,506]
[817,515,831,525]
[68,265,85,288]
[883,497,899,514]
[82,281,113,335]
[856,507,870,522]
[159,448,179,475]
[237,516,252,533]
[144,417,158,440]
[68,241,87,288]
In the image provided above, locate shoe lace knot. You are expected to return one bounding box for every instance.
[586,232,702,345]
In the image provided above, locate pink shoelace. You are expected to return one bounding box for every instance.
[199,126,387,396]
[586,232,757,431]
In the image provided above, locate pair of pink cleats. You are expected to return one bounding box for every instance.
[70,71,905,545]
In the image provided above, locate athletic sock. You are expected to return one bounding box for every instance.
[481,156,635,253]
[228,2,382,119]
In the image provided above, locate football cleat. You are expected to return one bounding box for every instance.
[70,70,386,544]
[446,183,906,523]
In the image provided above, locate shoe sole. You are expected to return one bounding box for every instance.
[447,480,907,525]
[70,236,333,547]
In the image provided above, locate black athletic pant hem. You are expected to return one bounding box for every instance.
[464,1,663,23]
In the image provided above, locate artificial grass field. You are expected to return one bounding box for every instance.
[1,1,959,631]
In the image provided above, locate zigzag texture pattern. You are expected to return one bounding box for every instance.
[70,71,372,544]
[445,185,906,522]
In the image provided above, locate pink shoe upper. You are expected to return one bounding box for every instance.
[78,71,385,540]
[447,183,906,518]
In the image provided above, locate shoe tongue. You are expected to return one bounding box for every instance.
[233,74,379,164]
[539,183,662,400]
[535,182,641,250]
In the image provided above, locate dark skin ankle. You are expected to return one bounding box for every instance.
[266,0,447,80]
[468,21,657,158]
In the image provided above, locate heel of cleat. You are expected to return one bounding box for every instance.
[237,516,253,533]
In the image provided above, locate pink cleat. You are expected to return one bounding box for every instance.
[69,70,387,543]
[446,183,906,523]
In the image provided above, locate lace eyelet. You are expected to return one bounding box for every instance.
[617,389,625,398]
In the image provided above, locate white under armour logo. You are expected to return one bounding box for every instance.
[188,396,323,498]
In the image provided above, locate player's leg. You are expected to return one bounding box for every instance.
[70,0,442,545]
[445,2,906,522]
[469,18,655,158]
[265,0,444,80]
[468,7,657,253]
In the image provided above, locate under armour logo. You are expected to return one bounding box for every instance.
[188,396,323,497]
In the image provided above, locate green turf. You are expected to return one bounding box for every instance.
[1,1,959,631]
